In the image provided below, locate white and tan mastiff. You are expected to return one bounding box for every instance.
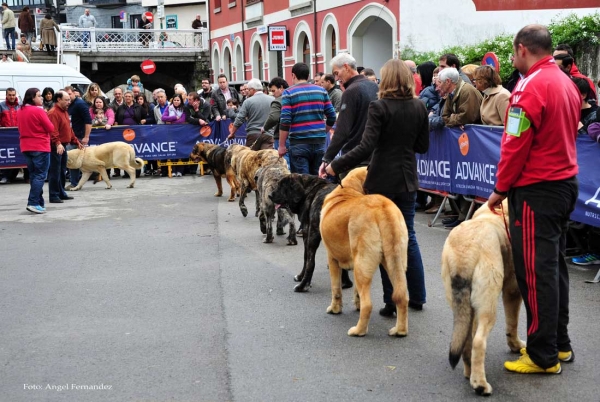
[66,141,144,190]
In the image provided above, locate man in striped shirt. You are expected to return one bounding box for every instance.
[278,63,337,174]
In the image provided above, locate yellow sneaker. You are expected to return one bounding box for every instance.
[520,348,574,363]
[558,350,575,362]
[505,353,562,374]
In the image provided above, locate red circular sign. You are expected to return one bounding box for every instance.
[140,59,156,75]
[144,11,153,23]
[482,52,500,73]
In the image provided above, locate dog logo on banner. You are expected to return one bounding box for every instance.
[458,132,469,156]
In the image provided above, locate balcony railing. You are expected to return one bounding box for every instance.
[58,27,209,53]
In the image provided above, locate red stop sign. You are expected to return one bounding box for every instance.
[144,11,153,23]
[141,59,156,75]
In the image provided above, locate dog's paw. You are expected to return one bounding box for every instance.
[264,236,274,244]
[293,283,310,292]
[287,238,298,246]
[276,229,285,235]
[127,184,134,188]
[388,326,408,337]
[327,305,342,315]
[471,378,492,396]
[342,280,353,289]
[348,326,367,337]
[227,197,235,202]
[69,187,80,191]
[240,207,248,217]
[293,274,303,282]
[214,192,223,197]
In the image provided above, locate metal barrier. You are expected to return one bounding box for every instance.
[58,27,208,53]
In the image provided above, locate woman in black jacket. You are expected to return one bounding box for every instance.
[326,58,429,314]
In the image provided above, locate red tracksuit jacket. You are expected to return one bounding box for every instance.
[495,56,581,192]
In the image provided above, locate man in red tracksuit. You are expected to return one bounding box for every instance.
[488,25,581,374]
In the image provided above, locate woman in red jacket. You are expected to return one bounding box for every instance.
[17,88,55,214]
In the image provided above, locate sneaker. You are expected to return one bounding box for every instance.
[505,353,561,374]
[0,177,8,184]
[145,170,153,176]
[571,253,600,266]
[520,347,574,363]
[26,205,46,214]
[296,228,303,237]
[177,172,183,177]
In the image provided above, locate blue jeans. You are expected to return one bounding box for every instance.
[23,151,50,207]
[379,191,426,305]
[49,145,69,200]
[67,144,81,186]
[82,31,90,48]
[288,142,325,175]
[4,27,15,50]
[274,138,290,166]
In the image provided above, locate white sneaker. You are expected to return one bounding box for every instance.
[177,172,182,177]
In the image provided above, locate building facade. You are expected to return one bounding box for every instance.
[208,0,400,83]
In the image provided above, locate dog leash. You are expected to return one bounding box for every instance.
[500,202,511,242]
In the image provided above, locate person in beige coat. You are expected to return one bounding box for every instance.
[1,2,16,50]
[474,65,511,126]
[439,67,483,127]
[40,13,60,54]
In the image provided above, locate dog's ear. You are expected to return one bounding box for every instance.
[69,149,84,169]
[290,177,305,205]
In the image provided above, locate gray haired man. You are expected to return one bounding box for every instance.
[227,78,274,149]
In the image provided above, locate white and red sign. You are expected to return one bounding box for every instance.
[268,26,287,51]
[144,11,154,23]
[140,59,156,75]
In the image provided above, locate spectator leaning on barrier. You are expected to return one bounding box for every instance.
[405,60,423,95]
[321,74,342,113]
[89,96,114,129]
[279,62,337,175]
[487,24,581,375]
[48,90,82,203]
[319,52,379,180]
[110,87,125,112]
[184,92,210,126]
[227,78,274,149]
[153,89,169,125]
[211,74,240,121]
[1,2,16,51]
[439,67,482,127]
[572,77,598,135]
[419,66,441,113]
[473,65,511,126]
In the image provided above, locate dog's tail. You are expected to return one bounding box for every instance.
[128,147,144,170]
[448,274,473,369]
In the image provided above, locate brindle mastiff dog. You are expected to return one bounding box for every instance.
[269,173,353,292]
[189,142,239,201]
[255,164,297,245]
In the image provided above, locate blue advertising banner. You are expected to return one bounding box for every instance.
[416,126,600,228]
[0,119,246,167]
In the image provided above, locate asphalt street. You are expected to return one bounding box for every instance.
[0,173,598,402]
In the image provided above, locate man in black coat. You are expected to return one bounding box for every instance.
[210,74,240,121]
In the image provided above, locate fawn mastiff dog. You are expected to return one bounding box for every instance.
[269,173,353,292]
[189,142,239,201]
[320,167,409,337]
[441,200,525,396]
[66,142,144,190]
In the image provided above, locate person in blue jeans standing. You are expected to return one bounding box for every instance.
[278,62,337,175]
[17,88,55,214]
[326,58,430,313]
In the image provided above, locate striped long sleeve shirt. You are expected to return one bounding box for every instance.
[279,82,337,143]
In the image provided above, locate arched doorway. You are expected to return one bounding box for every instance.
[302,34,311,67]
[223,46,232,80]
[235,42,244,81]
[348,6,396,76]
[212,45,220,80]
[321,14,339,74]
[252,40,264,80]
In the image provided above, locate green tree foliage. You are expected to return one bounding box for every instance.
[401,12,600,83]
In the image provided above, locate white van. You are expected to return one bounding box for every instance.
[0,63,91,102]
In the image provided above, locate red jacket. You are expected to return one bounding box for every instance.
[570,62,597,102]
[0,100,20,127]
[48,106,80,147]
[495,56,580,192]
[17,105,55,153]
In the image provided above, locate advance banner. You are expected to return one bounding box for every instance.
[417,126,600,228]
[0,119,247,168]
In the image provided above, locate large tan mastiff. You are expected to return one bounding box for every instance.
[66,141,144,190]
